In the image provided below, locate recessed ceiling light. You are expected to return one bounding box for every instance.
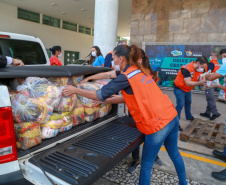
[51,3,57,6]
[81,8,86,11]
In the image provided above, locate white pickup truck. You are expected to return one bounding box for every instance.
[0,32,144,185]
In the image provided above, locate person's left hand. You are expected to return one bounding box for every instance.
[12,58,24,66]
[62,85,77,96]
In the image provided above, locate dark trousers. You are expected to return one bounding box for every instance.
[205,88,219,115]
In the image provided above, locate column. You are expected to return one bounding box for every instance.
[94,0,119,57]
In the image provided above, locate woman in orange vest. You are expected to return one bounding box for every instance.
[174,57,207,131]
[49,46,62,66]
[200,51,221,120]
[63,45,187,185]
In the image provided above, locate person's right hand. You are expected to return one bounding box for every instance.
[199,79,206,86]
[12,58,24,66]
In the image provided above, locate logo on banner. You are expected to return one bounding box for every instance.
[171,50,182,57]
[185,50,202,57]
[185,50,192,56]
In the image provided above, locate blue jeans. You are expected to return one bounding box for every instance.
[174,88,193,120]
[139,116,187,185]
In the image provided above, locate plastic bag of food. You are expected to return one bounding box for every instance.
[218,83,226,100]
[84,106,99,122]
[107,104,112,114]
[11,94,43,123]
[14,122,42,149]
[38,86,62,108]
[41,127,59,139]
[77,82,102,107]
[71,102,85,126]
[72,75,84,85]
[206,79,220,88]
[58,112,73,132]
[48,77,73,87]
[9,78,25,90]
[37,105,54,123]
[17,77,50,98]
[99,104,109,118]
[94,79,111,86]
[55,93,77,112]
[41,113,64,129]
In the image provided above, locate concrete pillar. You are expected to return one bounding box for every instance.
[94,0,119,57]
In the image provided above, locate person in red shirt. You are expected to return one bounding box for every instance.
[49,46,62,66]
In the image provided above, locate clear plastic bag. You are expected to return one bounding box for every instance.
[77,82,102,107]
[11,94,43,123]
[41,127,59,139]
[41,113,64,129]
[14,122,42,149]
[55,93,77,112]
[218,83,226,100]
[17,77,50,98]
[48,77,73,87]
[99,104,109,118]
[84,106,99,122]
[72,75,84,85]
[71,101,85,126]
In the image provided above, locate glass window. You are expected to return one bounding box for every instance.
[18,8,40,23]
[46,49,51,58]
[0,38,47,65]
[63,21,77,32]
[43,15,60,28]
[79,25,91,35]
[64,51,79,65]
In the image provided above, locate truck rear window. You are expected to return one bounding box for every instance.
[0,38,47,65]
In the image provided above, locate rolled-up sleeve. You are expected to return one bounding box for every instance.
[95,74,130,101]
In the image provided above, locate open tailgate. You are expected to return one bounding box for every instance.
[24,117,144,185]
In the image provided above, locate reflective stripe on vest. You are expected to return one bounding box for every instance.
[122,65,178,135]
[174,61,203,92]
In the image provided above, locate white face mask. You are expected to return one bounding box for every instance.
[111,59,121,71]
[209,56,212,60]
[196,67,204,72]
[222,58,226,65]
[58,53,62,57]
[91,51,96,57]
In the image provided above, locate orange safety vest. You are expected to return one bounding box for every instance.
[121,65,178,135]
[205,59,220,73]
[174,61,203,92]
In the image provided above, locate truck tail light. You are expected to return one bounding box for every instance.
[0,107,17,164]
[0,35,10,38]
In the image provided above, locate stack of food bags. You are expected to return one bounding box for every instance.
[59,112,73,132]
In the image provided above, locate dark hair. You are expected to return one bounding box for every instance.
[140,49,157,81]
[49,46,61,55]
[196,56,208,64]
[113,45,151,76]
[220,48,226,55]
[117,40,127,46]
[87,46,103,65]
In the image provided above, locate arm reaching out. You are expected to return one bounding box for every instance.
[80,70,116,83]
[184,77,206,87]
[104,95,125,104]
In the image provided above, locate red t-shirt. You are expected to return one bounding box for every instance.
[50,56,62,66]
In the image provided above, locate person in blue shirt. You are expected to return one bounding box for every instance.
[205,48,226,181]
[88,46,104,67]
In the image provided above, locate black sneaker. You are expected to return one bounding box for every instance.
[200,113,210,118]
[210,113,221,120]
[179,125,183,132]
[187,116,194,121]
[213,150,226,162]
[212,169,226,181]
[128,159,139,174]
